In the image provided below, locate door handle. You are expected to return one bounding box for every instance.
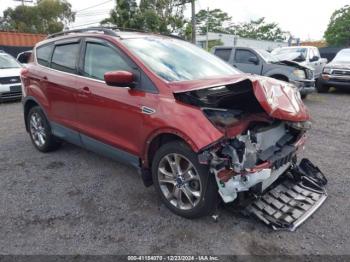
[81,86,91,95]
[41,76,48,81]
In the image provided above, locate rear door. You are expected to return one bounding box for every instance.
[233,49,262,74]
[214,48,233,63]
[75,38,144,159]
[35,39,81,132]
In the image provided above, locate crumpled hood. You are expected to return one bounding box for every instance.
[277,60,313,71]
[169,74,310,122]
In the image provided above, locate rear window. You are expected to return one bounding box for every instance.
[36,44,54,67]
[51,43,80,74]
[215,48,232,62]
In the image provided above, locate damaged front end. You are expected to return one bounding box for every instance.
[174,76,327,231]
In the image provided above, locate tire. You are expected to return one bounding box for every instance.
[316,80,330,93]
[301,94,307,99]
[152,141,218,219]
[27,106,61,152]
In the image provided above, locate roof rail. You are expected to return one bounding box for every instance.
[46,26,185,41]
[46,27,119,39]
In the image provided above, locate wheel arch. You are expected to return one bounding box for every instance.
[269,74,289,82]
[143,130,198,169]
[23,97,47,132]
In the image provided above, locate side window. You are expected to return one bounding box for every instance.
[308,48,314,60]
[83,42,131,80]
[215,49,232,62]
[235,50,258,64]
[36,44,54,67]
[51,43,80,74]
[314,48,320,58]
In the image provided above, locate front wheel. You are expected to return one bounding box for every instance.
[316,79,330,93]
[152,141,218,218]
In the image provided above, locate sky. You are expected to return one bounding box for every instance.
[0,0,349,40]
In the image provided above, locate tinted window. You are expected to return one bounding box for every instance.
[235,50,258,64]
[215,49,232,62]
[83,42,131,80]
[51,43,80,74]
[36,45,54,67]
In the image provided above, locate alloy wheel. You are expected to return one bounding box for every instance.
[157,153,202,210]
[29,112,47,148]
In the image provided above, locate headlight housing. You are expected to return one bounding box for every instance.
[323,67,332,74]
[293,69,306,79]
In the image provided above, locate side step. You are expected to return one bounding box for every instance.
[245,159,328,231]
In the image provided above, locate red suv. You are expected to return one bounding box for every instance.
[21,28,326,228]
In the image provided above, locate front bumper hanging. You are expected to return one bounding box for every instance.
[244,159,328,231]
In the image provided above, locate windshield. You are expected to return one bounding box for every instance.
[332,49,350,63]
[122,37,239,82]
[272,48,307,57]
[272,47,307,62]
[0,54,21,69]
[256,49,279,63]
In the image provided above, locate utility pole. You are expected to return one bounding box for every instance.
[191,0,196,44]
[206,7,209,50]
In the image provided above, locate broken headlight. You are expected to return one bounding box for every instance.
[286,120,312,131]
[202,108,242,128]
[293,69,306,79]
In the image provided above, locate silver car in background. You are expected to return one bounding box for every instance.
[0,51,23,102]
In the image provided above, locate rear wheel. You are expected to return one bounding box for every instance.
[28,106,61,152]
[152,141,218,218]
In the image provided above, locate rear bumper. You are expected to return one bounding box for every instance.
[291,80,316,95]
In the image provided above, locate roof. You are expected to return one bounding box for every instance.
[0,31,47,47]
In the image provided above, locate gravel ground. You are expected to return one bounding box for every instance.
[0,91,349,255]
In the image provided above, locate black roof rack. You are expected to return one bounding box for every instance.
[47,27,119,39]
[46,26,185,41]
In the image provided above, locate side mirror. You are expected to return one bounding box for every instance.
[104,71,134,87]
[294,54,306,62]
[310,56,319,62]
[248,56,259,65]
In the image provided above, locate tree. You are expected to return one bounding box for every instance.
[324,5,350,47]
[196,8,231,34]
[102,0,187,34]
[229,17,286,41]
[0,0,75,34]
[101,0,138,29]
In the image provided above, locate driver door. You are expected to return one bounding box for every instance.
[233,49,262,75]
[75,38,143,160]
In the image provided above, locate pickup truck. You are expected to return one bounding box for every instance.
[271,46,327,79]
[213,46,315,98]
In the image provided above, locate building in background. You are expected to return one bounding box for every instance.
[0,31,46,57]
[196,32,288,51]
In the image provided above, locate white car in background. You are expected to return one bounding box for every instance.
[0,51,23,102]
